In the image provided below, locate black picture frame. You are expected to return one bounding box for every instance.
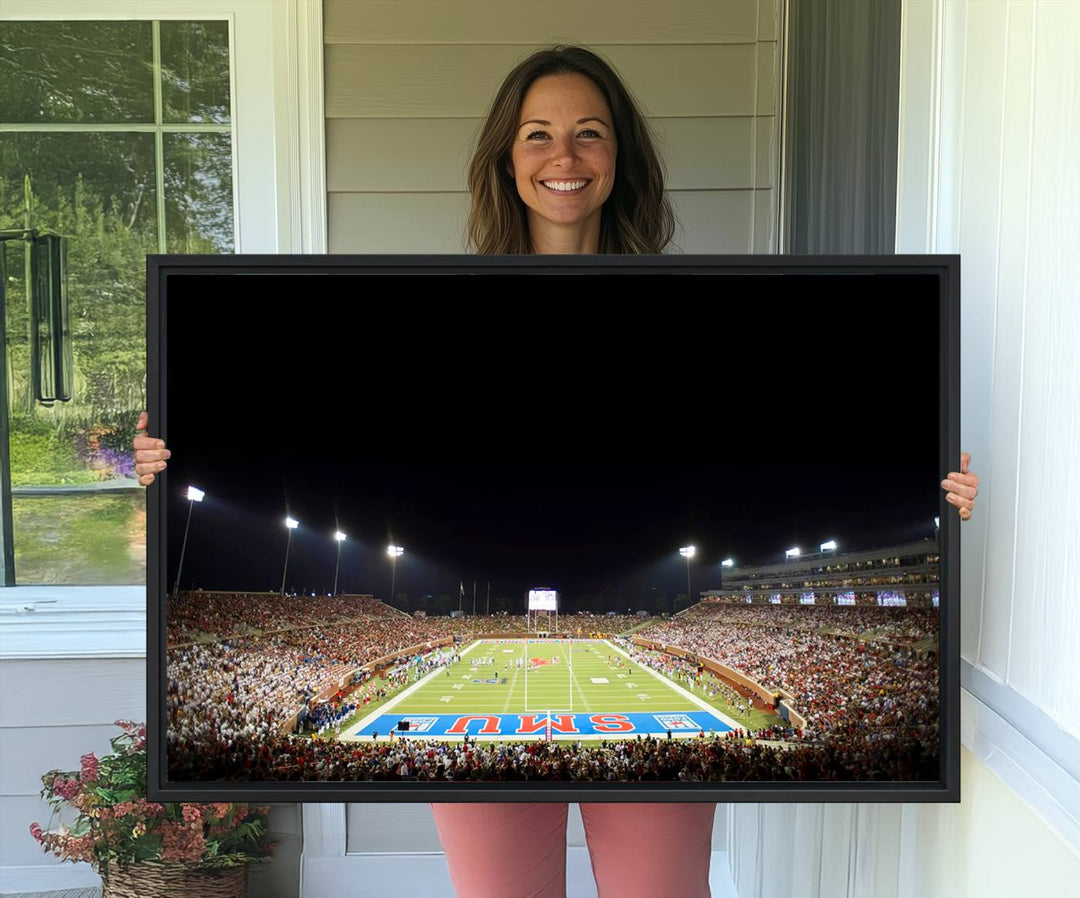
[147,254,960,803]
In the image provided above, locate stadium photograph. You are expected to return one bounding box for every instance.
[155,263,949,791]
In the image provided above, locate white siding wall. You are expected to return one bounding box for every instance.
[325,0,782,254]
[728,1,1080,894]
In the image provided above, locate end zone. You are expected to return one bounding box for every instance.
[344,710,731,742]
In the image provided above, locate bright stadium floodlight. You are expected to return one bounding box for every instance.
[719,557,734,592]
[172,485,205,597]
[821,540,838,553]
[679,546,695,612]
[332,531,347,596]
[785,547,801,559]
[387,545,404,607]
[281,517,299,595]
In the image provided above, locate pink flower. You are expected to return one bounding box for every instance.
[29,822,43,842]
[181,804,202,824]
[52,778,80,801]
[80,753,99,782]
[63,834,95,863]
[137,799,165,818]
[160,821,205,863]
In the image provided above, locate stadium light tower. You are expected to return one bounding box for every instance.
[720,557,734,591]
[333,530,347,596]
[172,485,204,597]
[281,517,299,596]
[387,544,404,606]
[785,546,801,560]
[820,540,838,553]
[679,545,695,611]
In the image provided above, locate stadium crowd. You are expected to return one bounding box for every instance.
[683,602,938,645]
[165,592,939,783]
[636,608,939,737]
[167,726,937,783]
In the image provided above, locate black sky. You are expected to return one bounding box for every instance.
[159,267,943,609]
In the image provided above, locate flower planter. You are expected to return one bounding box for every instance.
[101,862,247,898]
[31,722,273,889]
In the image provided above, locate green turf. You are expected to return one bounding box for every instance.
[371,639,781,732]
[324,640,785,740]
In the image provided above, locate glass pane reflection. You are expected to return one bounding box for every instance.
[164,132,234,253]
[0,22,154,124]
[160,21,232,124]
[12,492,147,585]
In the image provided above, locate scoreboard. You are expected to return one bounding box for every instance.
[528,588,558,611]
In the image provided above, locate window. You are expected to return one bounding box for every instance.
[1,19,233,584]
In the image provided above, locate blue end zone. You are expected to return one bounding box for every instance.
[352,710,732,739]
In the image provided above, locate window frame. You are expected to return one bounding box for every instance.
[0,0,325,618]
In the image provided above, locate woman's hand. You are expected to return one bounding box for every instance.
[941,452,979,521]
[133,411,170,486]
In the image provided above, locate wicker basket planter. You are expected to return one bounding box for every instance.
[100,862,247,898]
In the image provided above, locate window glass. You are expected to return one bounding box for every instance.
[0,21,154,123]
[164,133,234,252]
[160,21,231,124]
[0,21,233,584]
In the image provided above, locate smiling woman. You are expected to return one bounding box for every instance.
[132,42,980,898]
[466,45,674,255]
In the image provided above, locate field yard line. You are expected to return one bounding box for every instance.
[502,640,525,713]
[345,641,480,736]
[605,640,739,730]
[569,643,592,713]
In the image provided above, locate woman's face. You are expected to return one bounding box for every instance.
[509,73,617,241]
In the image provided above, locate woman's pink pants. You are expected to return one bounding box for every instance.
[430,802,716,898]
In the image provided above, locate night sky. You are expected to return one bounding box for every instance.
[158,266,943,611]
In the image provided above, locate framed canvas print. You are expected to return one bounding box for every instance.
[147,254,960,802]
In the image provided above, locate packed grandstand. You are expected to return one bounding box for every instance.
[166,542,941,784]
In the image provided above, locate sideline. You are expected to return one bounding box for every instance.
[607,640,740,730]
[337,639,481,741]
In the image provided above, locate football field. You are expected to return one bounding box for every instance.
[343,639,736,742]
